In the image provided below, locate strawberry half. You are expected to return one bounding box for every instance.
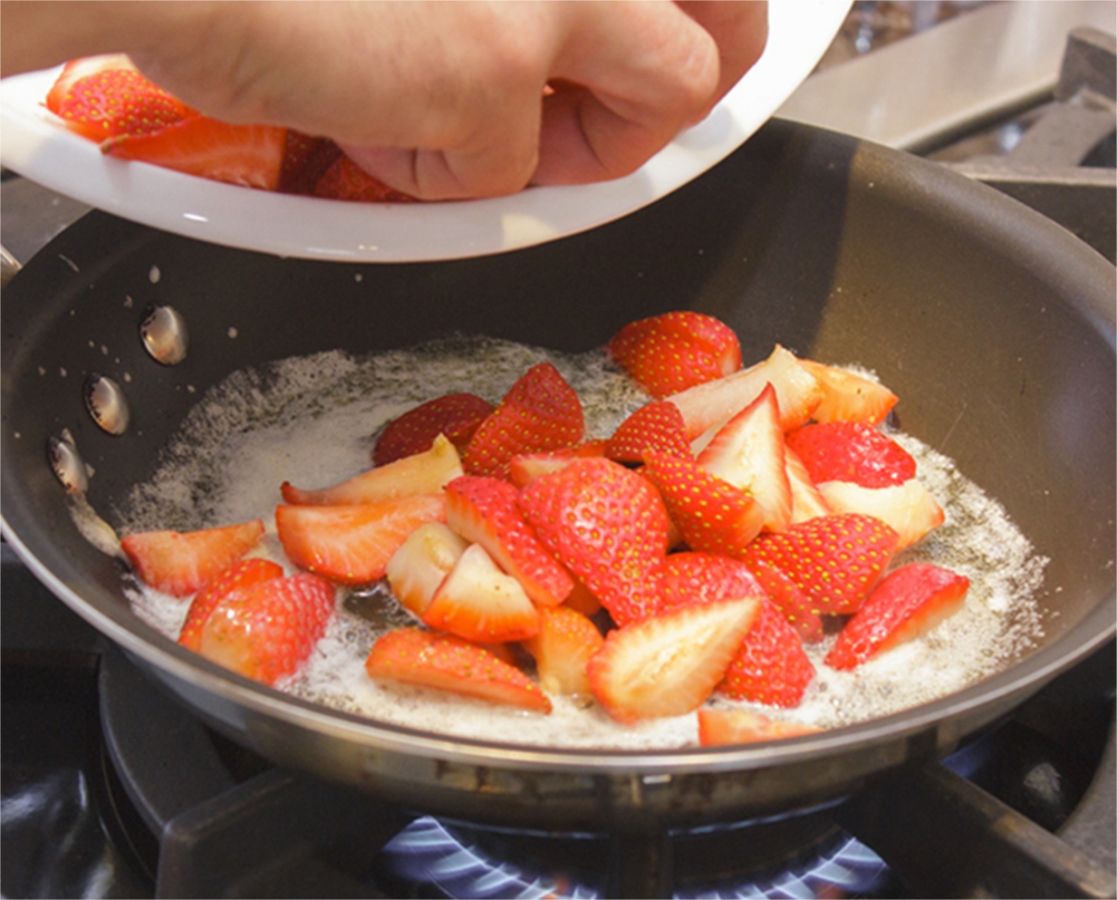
[816,478,945,551]
[605,401,692,464]
[608,311,742,399]
[464,363,585,479]
[650,552,766,619]
[121,519,266,597]
[282,434,464,505]
[518,458,669,626]
[445,475,573,607]
[198,573,335,685]
[743,558,824,644]
[521,605,605,699]
[697,708,822,746]
[424,543,541,643]
[276,494,447,585]
[785,421,916,489]
[696,383,793,533]
[178,558,284,652]
[742,513,899,616]
[825,563,970,670]
[365,627,552,713]
[586,597,760,724]
[798,359,898,426]
[385,522,468,618]
[718,598,815,708]
[373,393,495,466]
[640,452,765,558]
[104,118,288,190]
[313,153,416,202]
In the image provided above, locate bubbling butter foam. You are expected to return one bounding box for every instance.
[117,337,1045,748]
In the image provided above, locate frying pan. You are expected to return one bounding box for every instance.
[2,119,1114,834]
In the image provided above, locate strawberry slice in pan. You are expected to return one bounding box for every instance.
[742,513,899,616]
[365,627,552,713]
[816,478,945,551]
[276,494,447,585]
[121,519,266,597]
[282,434,464,505]
[825,563,970,670]
[605,401,692,464]
[785,421,917,490]
[784,446,832,525]
[385,522,468,619]
[798,359,898,426]
[178,558,285,652]
[718,598,815,708]
[697,708,823,746]
[522,604,604,699]
[518,457,669,626]
[507,441,607,489]
[649,551,766,619]
[198,573,335,686]
[104,117,289,190]
[373,393,495,466]
[743,558,824,644]
[445,475,573,608]
[464,362,585,479]
[586,597,760,724]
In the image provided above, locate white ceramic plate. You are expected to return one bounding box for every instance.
[1,0,851,262]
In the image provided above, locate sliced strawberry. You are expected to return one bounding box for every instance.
[104,118,288,190]
[697,708,822,746]
[313,153,416,202]
[282,434,463,505]
[825,563,970,670]
[784,447,832,525]
[278,132,343,195]
[385,522,468,618]
[640,452,765,558]
[463,362,585,479]
[586,597,760,724]
[696,383,792,532]
[373,393,495,466]
[445,475,573,607]
[521,605,604,699]
[178,558,284,652]
[816,478,945,551]
[563,577,603,617]
[670,345,823,442]
[365,627,552,713]
[798,359,898,426]
[121,519,266,597]
[605,401,692,464]
[198,573,335,685]
[507,440,607,489]
[608,311,742,399]
[518,458,669,626]
[49,63,193,141]
[424,543,541,643]
[275,495,447,585]
[717,599,815,707]
[742,513,899,616]
[650,552,766,619]
[743,558,824,644]
[785,421,916,489]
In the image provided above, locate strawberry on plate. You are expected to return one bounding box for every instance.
[816,478,945,551]
[121,519,266,597]
[521,605,604,699]
[385,522,468,618]
[718,598,815,708]
[696,383,793,533]
[198,572,335,685]
[797,359,898,426]
[282,434,464,505]
[373,393,495,466]
[104,118,289,190]
[365,627,552,713]
[277,131,343,195]
[507,440,608,489]
[742,513,899,616]
[464,362,585,479]
[586,597,760,724]
[424,543,541,643]
[608,311,742,399]
[605,401,692,464]
[825,563,970,670]
[697,708,823,746]
[785,421,917,489]
[46,57,193,141]
[313,153,416,202]
[276,494,447,585]
[445,475,573,607]
[518,457,669,626]
[640,452,766,559]
[178,558,284,652]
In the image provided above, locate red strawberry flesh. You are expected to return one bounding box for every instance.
[374,393,495,466]
[786,421,917,489]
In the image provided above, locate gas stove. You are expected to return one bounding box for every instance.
[3,5,1115,898]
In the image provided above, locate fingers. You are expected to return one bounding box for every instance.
[678,1,769,111]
